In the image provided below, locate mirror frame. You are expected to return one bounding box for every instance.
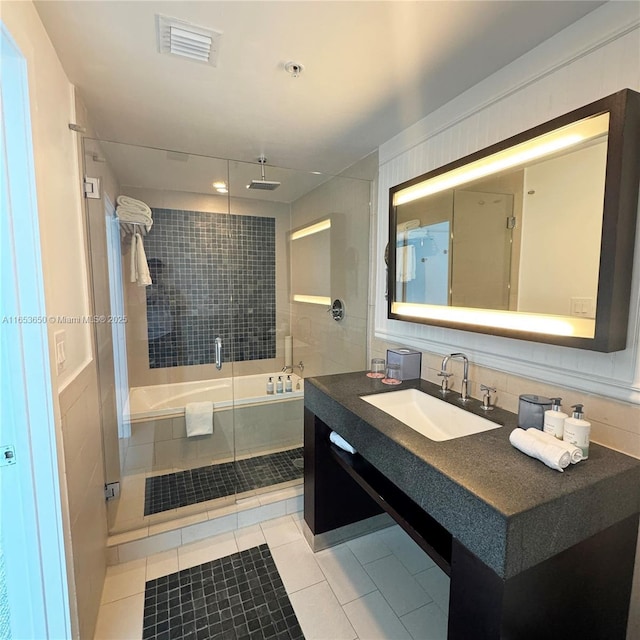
[388,88,640,352]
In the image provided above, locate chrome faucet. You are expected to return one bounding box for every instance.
[281,364,293,373]
[441,352,470,402]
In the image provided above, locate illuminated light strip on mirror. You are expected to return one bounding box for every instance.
[293,295,332,305]
[391,303,596,338]
[290,218,331,240]
[394,113,610,206]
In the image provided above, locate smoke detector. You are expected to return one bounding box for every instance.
[156,15,222,65]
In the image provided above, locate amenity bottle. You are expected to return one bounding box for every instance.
[276,376,284,393]
[563,404,591,459]
[266,377,274,395]
[543,397,567,439]
[285,375,292,392]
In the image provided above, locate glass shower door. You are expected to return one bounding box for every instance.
[84,140,241,534]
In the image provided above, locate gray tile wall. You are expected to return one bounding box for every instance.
[144,209,276,368]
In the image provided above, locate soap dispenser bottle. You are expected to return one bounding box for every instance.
[285,375,292,392]
[543,397,567,439]
[276,376,284,394]
[266,377,274,395]
[563,404,591,459]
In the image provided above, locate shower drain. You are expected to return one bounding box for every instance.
[293,457,304,470]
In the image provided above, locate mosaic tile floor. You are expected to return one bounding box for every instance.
[144,448,304,516]
[142,544,304,640]
[96,517,450,640]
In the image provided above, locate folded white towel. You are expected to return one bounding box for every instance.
[329,431,357,454]
[185,401,214,437]
[117,208,153,231]
[117,196,153,231]
[130,231,152,287]
[526,428,583,464]
[117,195,152,216]
[509,428,571,472]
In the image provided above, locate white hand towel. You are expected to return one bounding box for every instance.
[329,431,357,454]
[526,428,583,464]
[396,245,416,283]
[130,232,137,283]
[509,428,571,472]
[135,232,152,287]
[186,401,214,437]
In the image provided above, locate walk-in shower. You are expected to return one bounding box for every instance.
[82,138,373,535]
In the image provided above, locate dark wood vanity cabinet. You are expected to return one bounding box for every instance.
[303,374,640,640]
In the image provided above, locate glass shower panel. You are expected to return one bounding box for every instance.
[85,139,373,533]
[84,139,241,534]
[227,160,372,502]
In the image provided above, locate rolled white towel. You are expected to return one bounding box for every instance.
[526,428,583,464]
[509,428,571,472]
[329,431,357,454]
[185,401,214,437]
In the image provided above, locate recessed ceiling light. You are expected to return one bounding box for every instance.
[212,181,226,189]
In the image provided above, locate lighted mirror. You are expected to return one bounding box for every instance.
[388,89,640,352]
[290,218,332,305]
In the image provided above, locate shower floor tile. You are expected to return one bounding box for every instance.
[144,448,304,516]
[142,544,304,640]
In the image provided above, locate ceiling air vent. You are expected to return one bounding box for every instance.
[156,15,222,65]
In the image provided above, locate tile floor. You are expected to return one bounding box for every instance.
[95,513,450,639]
[144,448,304,515]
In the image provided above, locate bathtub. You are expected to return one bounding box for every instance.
[127,371,304,422]
[123,372,304,474]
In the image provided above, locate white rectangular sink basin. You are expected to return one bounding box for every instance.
[360,389,501,442]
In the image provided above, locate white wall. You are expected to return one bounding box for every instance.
[2,3,92,389]
[375,2,640,405]
[2,3,107,638]
[518,141,606,317]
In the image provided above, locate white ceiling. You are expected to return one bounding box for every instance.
[36,1,605,176]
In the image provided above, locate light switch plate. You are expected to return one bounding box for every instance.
[54,330,66,372]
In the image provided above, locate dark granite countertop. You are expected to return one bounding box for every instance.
[304,372,640,579]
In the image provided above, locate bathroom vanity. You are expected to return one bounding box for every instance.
[303,372,640,639]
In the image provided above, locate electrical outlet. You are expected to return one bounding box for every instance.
[570,297,595,318]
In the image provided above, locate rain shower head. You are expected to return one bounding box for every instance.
[247,156,280,191]
[247,179,281,191]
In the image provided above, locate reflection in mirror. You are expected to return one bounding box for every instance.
[393,111,609,340]
[389,89,640,351]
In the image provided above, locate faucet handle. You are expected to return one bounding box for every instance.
[480,384,496,411]
[437,370,453,393]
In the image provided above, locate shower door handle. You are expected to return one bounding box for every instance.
[215,337,223,370]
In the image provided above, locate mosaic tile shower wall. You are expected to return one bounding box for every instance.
[144,209,276,368]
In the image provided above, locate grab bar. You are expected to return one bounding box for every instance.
[215,336,223,370]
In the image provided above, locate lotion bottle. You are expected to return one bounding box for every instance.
[266,377,274,395]
[563,404,591,459]
[285,375,293,392]
[276,376,284,394]
[543,397,567,439]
